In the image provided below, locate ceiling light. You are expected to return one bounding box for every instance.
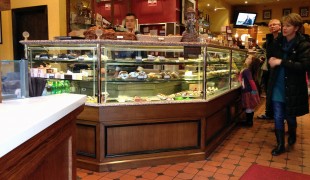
[214,7,225,11]
[207,4,210,6]
[245,1,248,4]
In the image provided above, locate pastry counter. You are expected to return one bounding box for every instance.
[0,94,86,179]
[21,40,247,171]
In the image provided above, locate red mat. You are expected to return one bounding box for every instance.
[240,164,310,180]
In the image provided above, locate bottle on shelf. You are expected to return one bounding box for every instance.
[52,81,57,94]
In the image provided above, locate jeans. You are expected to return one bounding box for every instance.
[272,101,297,130]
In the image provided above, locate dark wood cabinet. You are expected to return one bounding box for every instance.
[76,88,243,172]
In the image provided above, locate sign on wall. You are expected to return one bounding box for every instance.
[0,0,10,11]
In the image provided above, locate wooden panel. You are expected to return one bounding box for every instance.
[76,123,97,158]
[205,108,228,143]
[106,120,200,157]
[101,102,207,122]
[29,137,71,180]
[230,98,242,122]
[205,88,240,118]
[77,106,99,121]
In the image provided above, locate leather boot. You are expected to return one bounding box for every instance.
[240,112,254,127]
[246,112,254,127]
[288,126,297,145]
[272,129,285,156]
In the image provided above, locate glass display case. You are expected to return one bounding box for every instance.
[231,49,247,87]
[22,40,247,104]
[101,44,204,103]
[26,44,98,99]
[206,47,231,100]
[1,60,29,100]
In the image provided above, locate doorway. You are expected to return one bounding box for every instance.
[12,5,48,60]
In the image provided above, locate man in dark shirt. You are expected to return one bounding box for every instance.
[257,19,281,120]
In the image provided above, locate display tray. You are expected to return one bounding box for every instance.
[107,95,202,103]
[105,78,201,82]
[33,58,96,62]
[54,36,85,40]
[113,58,202,63]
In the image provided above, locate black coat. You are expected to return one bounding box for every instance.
[265,33,281,61]
[266,32,310,117]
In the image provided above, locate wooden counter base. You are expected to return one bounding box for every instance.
[76,88,242,172]
[0,105,84,179]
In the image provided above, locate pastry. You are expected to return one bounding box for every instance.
[118,71,129,79]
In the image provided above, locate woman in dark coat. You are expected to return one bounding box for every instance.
[267,13,310,156]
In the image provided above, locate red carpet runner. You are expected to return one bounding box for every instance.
[240,164,310,180]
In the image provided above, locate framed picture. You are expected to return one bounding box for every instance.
[181,0,196,24]
[300,7,309,17]
[263,10,272,20]
[0,0,11,11]
[283,8,292,16]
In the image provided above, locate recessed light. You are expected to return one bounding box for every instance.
[245,1,248,4]
[207,4,210,6]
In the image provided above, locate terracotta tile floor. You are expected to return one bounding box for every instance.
[77,98,310,180]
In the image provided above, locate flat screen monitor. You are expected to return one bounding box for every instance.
[234,12,257,28]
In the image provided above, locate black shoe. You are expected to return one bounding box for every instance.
[240,112,254,127]
[288,126,297,145]
[240,120,253,127]
[257,114,273,120]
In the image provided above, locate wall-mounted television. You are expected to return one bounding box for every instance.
[234,12,257,28]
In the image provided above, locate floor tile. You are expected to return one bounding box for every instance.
[175,172,195,180]
[154,175,174,180]
[141,171,158,180]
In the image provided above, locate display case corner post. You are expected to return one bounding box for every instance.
[24,44,29,60]
[96,43,102,104]
[203,46,207,99]
[20,59,29,98]
[229,50,233,89]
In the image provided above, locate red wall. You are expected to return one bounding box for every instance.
[132,0,177,24]
[95,0,178,24]
[95,1,129,25]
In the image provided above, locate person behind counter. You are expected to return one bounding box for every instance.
[124,13,140,34]
[114,13,145,60]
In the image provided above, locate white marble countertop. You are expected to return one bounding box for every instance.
[0,94,86,158]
